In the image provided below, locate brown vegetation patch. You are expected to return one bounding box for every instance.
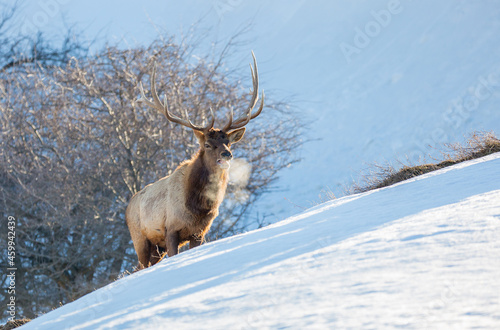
[0,319,31,330]
[350,131,500,194]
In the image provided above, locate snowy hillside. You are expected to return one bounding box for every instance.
[21,153,500,329]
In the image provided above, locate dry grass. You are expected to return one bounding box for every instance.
[348,131,500,194]
[316,187,337,205]
[0,319,31,330]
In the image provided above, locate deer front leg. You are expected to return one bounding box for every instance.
[189,234,203,249]
[166,230,179,257]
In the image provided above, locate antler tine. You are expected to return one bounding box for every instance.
[185,107,215,132]
[138,62,214,132]
[222,107,234,132]
[231,91,264,128]
[137,63,170,114]
[223,51,264,132]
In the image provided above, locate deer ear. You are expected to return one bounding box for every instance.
[228,127,246,144]
[193,130,205,144]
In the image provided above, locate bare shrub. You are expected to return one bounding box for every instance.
[0,31,302,322]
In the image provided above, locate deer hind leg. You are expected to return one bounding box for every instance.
[149,245,165,266]
[166,230,179,257]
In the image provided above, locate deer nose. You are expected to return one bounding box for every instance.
[221,151,232,160]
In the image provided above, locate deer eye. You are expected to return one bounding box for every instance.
[205,144,211,149]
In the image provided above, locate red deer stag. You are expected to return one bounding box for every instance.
[126,52,264,268]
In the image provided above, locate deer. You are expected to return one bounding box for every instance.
[126,52,264,269]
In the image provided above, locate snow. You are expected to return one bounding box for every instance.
[21,153,500,329]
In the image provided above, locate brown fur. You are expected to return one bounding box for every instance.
[126,128,244,269]
[186,151,228,221]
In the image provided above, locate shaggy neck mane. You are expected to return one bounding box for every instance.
[186,149,228,221]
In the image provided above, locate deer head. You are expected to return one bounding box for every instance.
[138,52,264,170]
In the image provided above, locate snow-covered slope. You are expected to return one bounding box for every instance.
[22,153,500,329]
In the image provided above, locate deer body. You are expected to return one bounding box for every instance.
[126,148,228,267]
[126,52,264,268]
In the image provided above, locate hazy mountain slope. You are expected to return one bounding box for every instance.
[17,1,500,219]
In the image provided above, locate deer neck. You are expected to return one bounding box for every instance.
[185,150,228,220]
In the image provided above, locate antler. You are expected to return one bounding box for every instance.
[138,63,215,132]
[222,51,265,133]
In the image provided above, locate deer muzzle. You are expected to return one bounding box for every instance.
[217,151,232,169]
